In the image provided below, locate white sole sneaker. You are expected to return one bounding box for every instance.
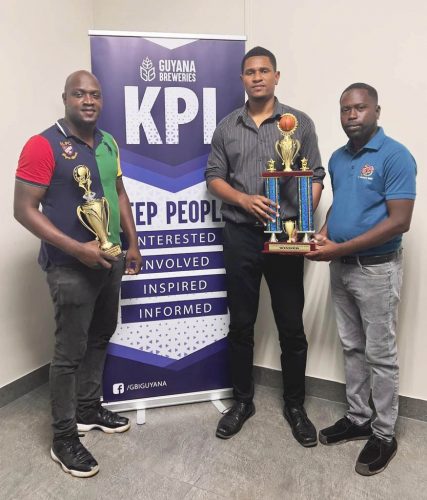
[50,448,99,478]
[77,422,131,434]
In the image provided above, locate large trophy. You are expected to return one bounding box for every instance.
[73,165,122,256]
[262,113,315,254]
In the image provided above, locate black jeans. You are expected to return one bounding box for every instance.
[46,258,124,439]
[223,222,307,406]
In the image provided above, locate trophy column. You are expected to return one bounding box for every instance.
[264,159,281,243]
[297,158,314,244]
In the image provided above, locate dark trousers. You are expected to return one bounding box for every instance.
[46,258,124,439]
[223,222,307,406]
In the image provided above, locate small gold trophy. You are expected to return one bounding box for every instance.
[73,165,122,256]
[284,220,296,243]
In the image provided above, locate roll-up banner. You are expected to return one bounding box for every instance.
[89,31,246,410]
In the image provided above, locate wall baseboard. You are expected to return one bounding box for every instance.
[253,366,427,423]
[0,364,50,409]
[1,364,426,422]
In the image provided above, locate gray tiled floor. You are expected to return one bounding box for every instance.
[0,384,426,500]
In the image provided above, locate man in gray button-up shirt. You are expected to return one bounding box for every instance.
[205,46,325,446]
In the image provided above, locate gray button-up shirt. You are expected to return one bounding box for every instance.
[205,99,325,224]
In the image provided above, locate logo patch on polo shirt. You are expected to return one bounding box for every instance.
[360,164,374,177]
[60,141,78,160]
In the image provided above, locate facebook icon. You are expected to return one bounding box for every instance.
[113,383,125,395]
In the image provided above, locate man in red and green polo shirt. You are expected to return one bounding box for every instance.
[14,70,142,478]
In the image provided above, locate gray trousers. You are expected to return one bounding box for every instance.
[46,258,124,439]
[330,252,403,441]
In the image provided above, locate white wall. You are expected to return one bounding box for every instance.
[2,0,426,402]
[92,0,245,34]
[246,0,427,400]
[0,0,93,386]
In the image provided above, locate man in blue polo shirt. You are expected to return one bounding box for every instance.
[307,83,416,476]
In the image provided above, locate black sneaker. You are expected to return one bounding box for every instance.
[51,436,99,478]
[216,401,255,439]
[284,405,317,447]
[77,406,130,434]
[319,416,372,445]
[355,435,398,476]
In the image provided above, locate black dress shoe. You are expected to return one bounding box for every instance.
[216,401,255,439]
[355,435,397,476]
[319,416,372,445]
[284,405,317,447]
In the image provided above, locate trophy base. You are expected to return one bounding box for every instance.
[262,241,316,255]
[103,244,123,257]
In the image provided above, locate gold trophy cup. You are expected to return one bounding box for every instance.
[73,165,122,256]
[275,113,301,172]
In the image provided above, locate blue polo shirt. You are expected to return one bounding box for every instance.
[327,127,416,256]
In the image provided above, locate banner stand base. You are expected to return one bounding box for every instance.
[102,387,233,415]
[136,409,146,425]
[211,399,229,414]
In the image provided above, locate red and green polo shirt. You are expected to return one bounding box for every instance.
[16,119,122,269]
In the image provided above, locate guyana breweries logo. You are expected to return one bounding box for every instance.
[359,164,375,181]
[127,57,215,145]
[140,57,196,83]
[140,57,156,82]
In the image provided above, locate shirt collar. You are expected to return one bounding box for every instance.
[236,97,282,125]
[55,118,102,143]
[345,126,386,154]
[272,98,283,119]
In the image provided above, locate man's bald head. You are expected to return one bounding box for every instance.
[63,70,100,94]
[62,70,103,131]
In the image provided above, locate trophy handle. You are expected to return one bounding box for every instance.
[102,197,111,235]
[275,141,283,164]
[292,139,301,165]
[76,206,98,239]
